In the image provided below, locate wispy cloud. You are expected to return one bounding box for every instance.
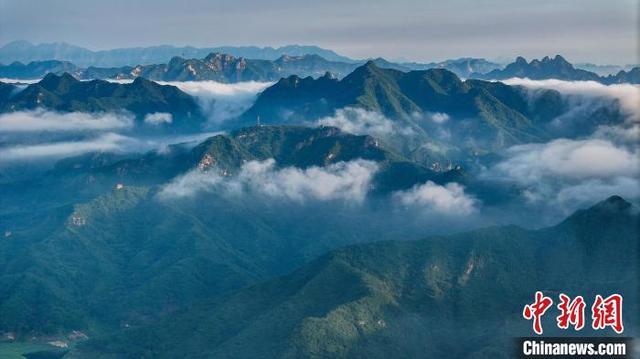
[0,110,133,132]
[318,108,393,136]
[159,158,379,203]
[429,112,450,124]
[144,112,173,125]
[393,181,477,215]
[104,78,272,124]
[502,78,640,121]
[0,78,41,84]
[593,123,639,144]
[488,138,640,210]
[158,80,273,124]
[494,138,639,181]
[555,177,640,208]
[0,133,135,161]
[317,107,414,137]
[485,79,640,212]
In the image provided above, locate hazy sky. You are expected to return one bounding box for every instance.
[0,0,637,64]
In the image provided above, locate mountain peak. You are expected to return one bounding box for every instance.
[204,52,238,62]
[276,54,324,62]
[39,72,78,89]
[320,71,337,80]
[515,56,528,65]
[591,195,632,213]
[560,195,635,229]
[363,59,378,68]
[553,54,568,63]
[480,55,602,82]
[339,60,395,85]
[131,76,156,87]
[1,40,34,50]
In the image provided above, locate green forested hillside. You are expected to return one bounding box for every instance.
[0,125,464,341]
[76,196,639,358]
[0,73,205,128]
[241,62,573,150]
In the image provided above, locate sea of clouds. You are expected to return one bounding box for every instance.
[159,157,478,216]
[0,78,272,163]
[488,78,640,213]
[159,159,379,203]
[2,76,637,221]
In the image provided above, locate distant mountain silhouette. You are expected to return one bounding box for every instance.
[0,40,355,67]
[475,55,639,84]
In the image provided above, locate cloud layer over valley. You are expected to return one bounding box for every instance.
[503,78,640,121]
[159,80,273,125]
[0,132,134,161]
[0,110,133,132]
[485,79,640,212]
[393,181,477,215]
[159,159,379,203]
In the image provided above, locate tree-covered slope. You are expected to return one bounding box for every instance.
[0,125,464,340]
[241,62,564,149]
[80,196,639,358]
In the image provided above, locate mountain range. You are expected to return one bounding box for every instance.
[0,41,507,77]
[0,61,626,156]
[0,46,637,358]
[11,194,636,358]
[476,55,640,84]
[0,73,205,129]
[0,53,502,82]
[3,50,638,88]
[0,41,354,67]
[575,62,638,76]
[82,53,357,82]
[241,61,575,150]
[0,124,464,341]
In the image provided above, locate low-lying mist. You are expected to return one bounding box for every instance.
[479,79,640,216]
[157,80,273,125]
[1,77,637,231]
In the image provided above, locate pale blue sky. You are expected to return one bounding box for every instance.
[0,0,637,64]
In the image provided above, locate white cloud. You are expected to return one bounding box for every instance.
[160,80,272,98]
[0,110,133,132]
[429,112,450,124]
[142,131,225,154]
[104,79,272,124]
[0,78,41,84]
[490,79,640,211]
[494,138,639,182]
[159,158,379,203]
[318,108,393,136]
[555,177,640,208]
[489,137,640,210]
[144,112,173,125]
[156,166,224,198]
[317,107,414,137]
[502,78,640,121]
[158,80,273,124]
[393,181,477,215]
[0,133,134,161]
[593,123,639,144]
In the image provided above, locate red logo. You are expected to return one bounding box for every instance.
[523,291,554,335]
[523,292,623,335]
[592,294,624,334]
[556,294,586,330]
